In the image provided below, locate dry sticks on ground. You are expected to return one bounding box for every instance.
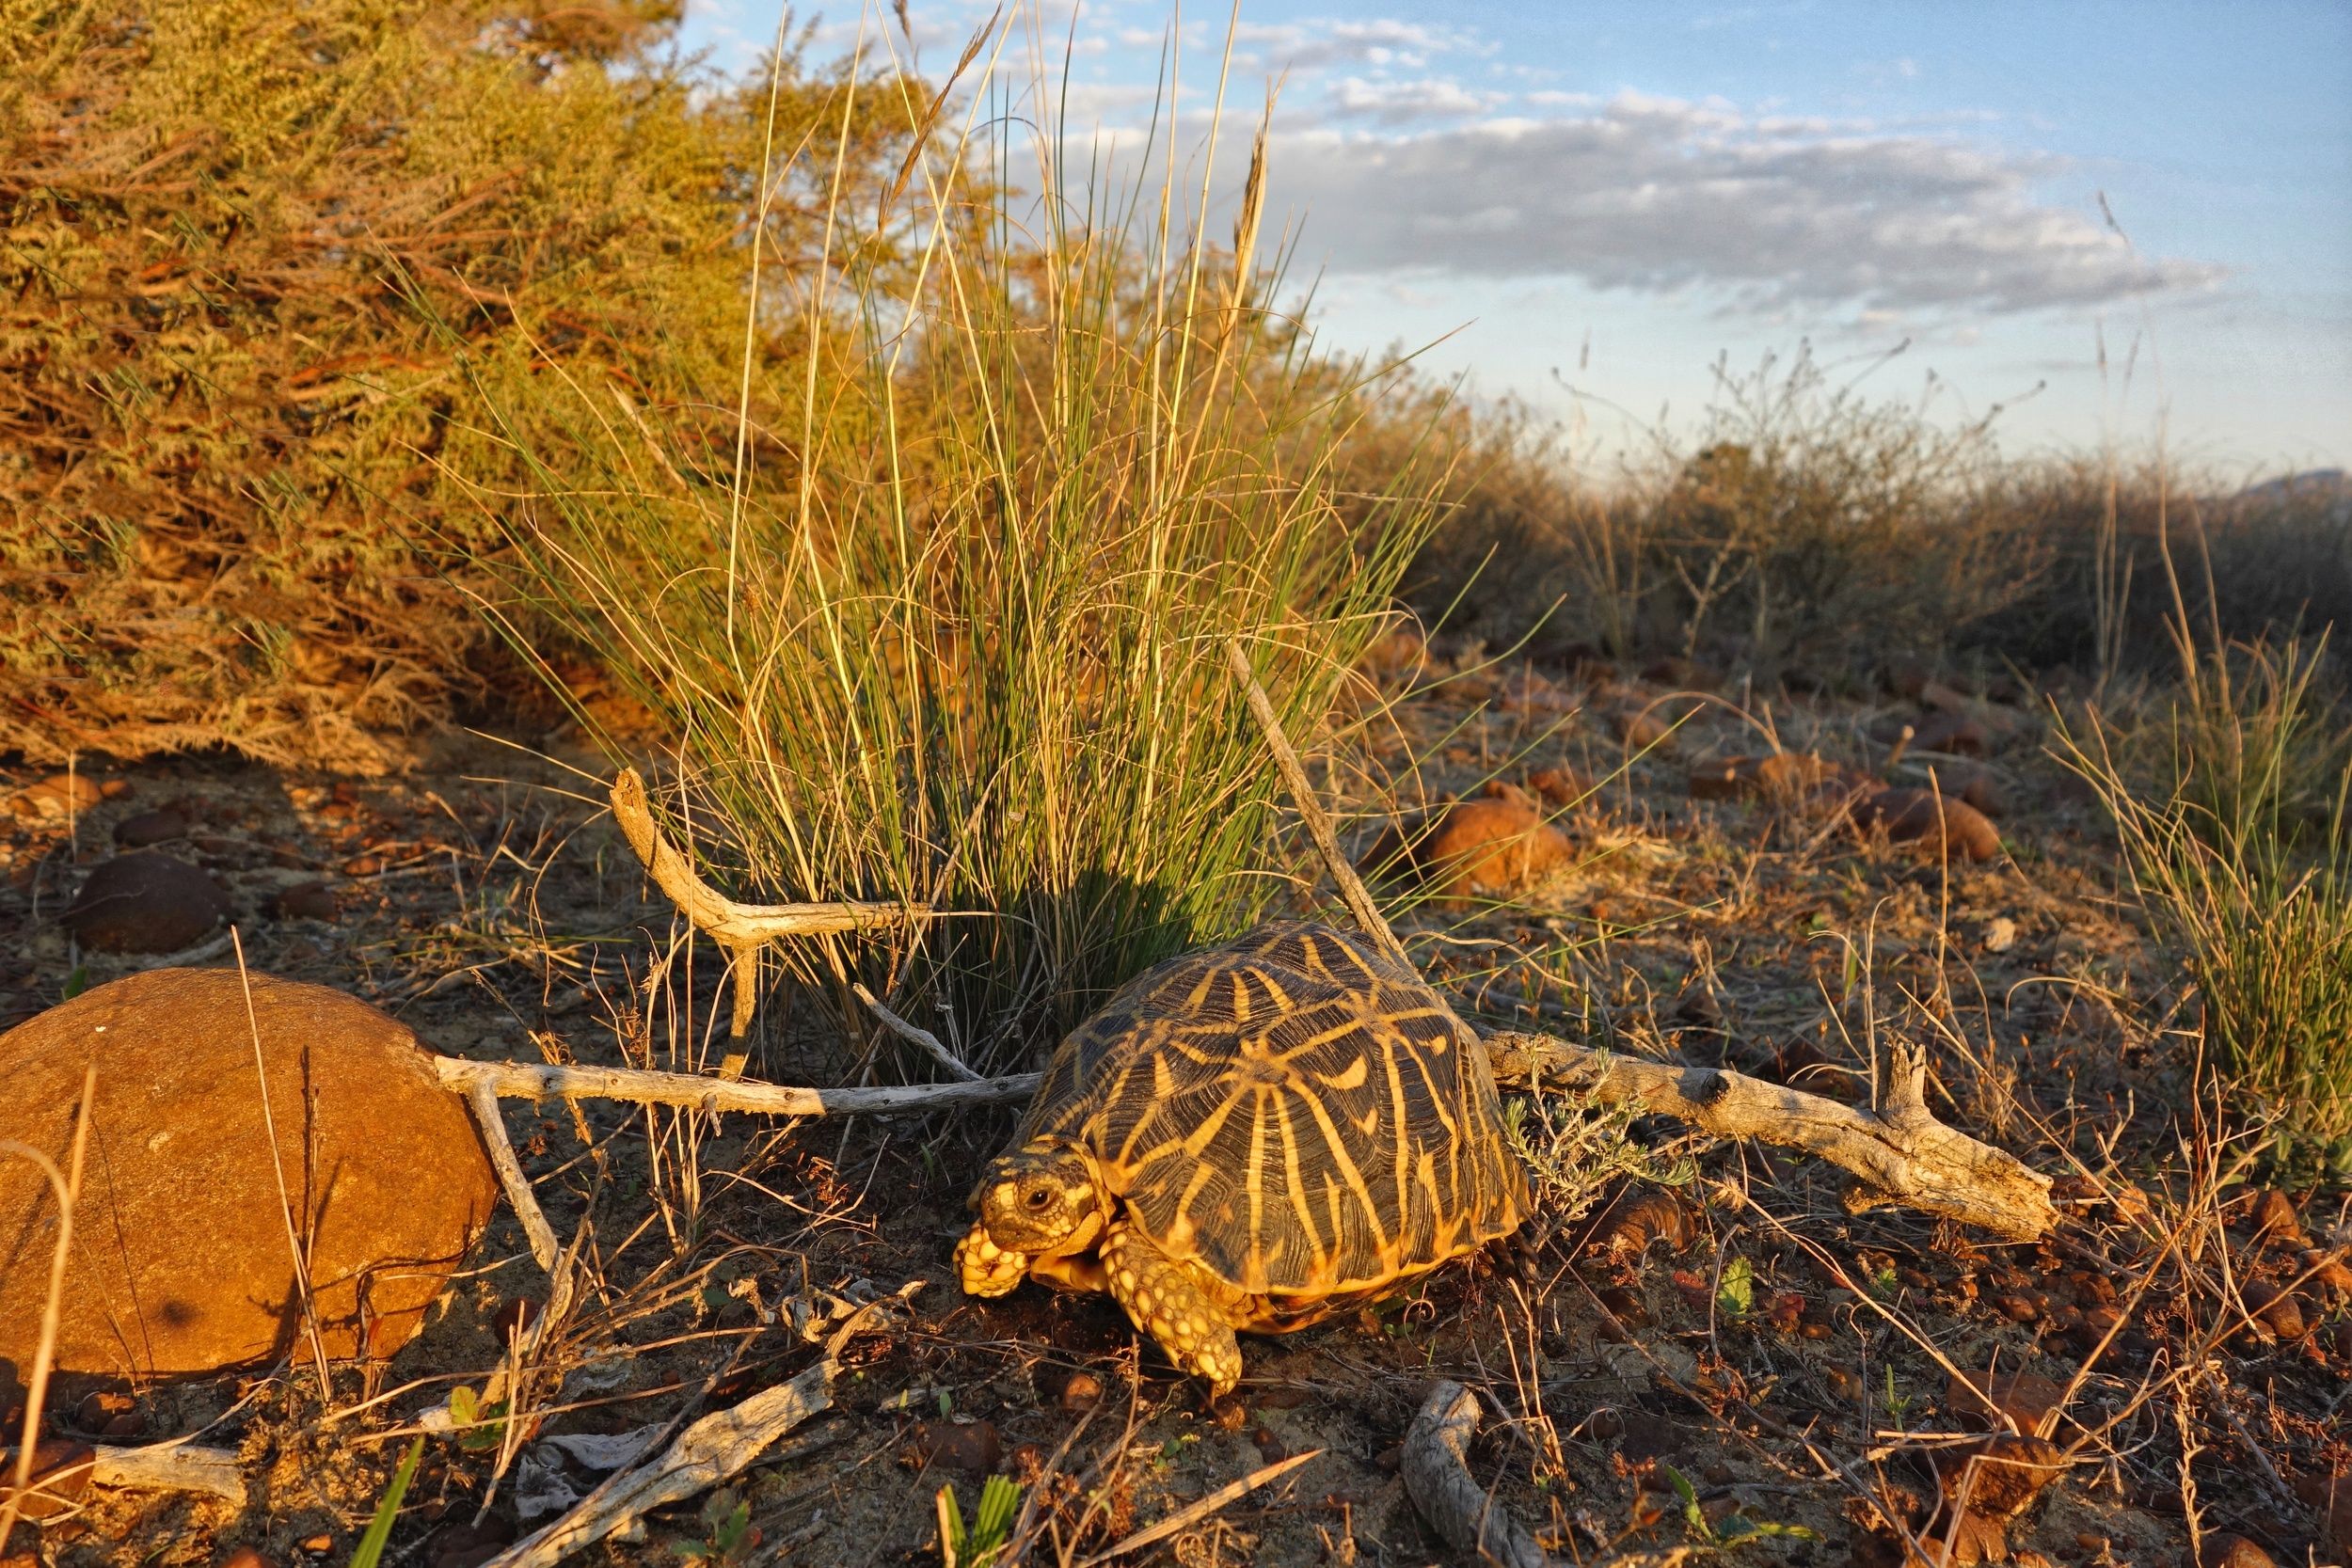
[443,669,2054,1254]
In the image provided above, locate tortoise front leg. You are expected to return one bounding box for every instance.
[955,1223,1029,1298]
[1102,1223,1244,1396]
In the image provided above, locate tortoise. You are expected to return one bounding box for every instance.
[955,923,1528,1394]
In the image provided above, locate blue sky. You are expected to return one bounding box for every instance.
[677,1,2352,472]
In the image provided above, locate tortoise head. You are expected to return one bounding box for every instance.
[970,1139,1106,1256]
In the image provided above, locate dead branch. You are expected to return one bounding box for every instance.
[1222,639,1411,967]
[479,1294,904,1568]
[609,768,929,1036]
[463,1077,562,1274]
[1402,1381,1548,1568]
[434,1055,1039,1118]
[852,983,981,1082]
[1486,1035,2057,1242]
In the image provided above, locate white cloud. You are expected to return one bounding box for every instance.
[1262,91,2224,315]
[1328,75,1499,124]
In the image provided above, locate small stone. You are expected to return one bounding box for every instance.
[1058,1371,1103,1412]
[298,1536,333,1556]
[914,1418,1001,1473]
[61,852,230,954]
[0,1437,95,1519]
[2250,1189,2306,1248]
[1947,1366,2066,1436]
[1981,916,2018,954]
[72,1390,136,1431]
[1851,788,2002,863]
[221,1549,275,1568]
[2242,1280,2306,1340]
[1524,765,1591,810]
[1359,797,1570,901]
[5,774,102,820]
[268,881,342,923]
[2199,1533,2279,1568]
[112,809,190,847]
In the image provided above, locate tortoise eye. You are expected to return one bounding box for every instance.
[1022,1186,1055,1212]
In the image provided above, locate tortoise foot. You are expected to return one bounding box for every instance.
[1103,1225,1243,1395]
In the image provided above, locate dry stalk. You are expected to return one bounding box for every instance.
[0,1069,92,1544]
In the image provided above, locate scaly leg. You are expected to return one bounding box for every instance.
[1101,1224,1244,1396]
[955,1224,1028,1298]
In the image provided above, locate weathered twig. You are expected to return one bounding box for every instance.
[88,1443,247,1506]
[1222,638,1411,968]
[1076,1449,1323,1566]
[1486,1035,2056,1241]
[852,983,980,1083]
[435,1056,1039,1118]
[609,768,929,1036]
[464,1078,562,1275]
[480,1293,904,1568]
[1402,1381,1548,1568]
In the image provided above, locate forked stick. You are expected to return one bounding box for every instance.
[609,768,929,1036]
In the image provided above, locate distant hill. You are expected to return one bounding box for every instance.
[2233,468,2351,510]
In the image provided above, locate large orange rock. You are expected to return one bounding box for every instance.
[0,970,497,1379]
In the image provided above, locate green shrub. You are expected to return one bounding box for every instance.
[0,0,912,766]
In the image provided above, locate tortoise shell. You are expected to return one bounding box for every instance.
[1015,923,1527,1297]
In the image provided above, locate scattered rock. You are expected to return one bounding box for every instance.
[1058,1371,1103,1412]
[0,969,498,1377]
[1524,765,1591,810]
[268,881,342,923]
[110,809,190,847]
[1908,711,1989,755]
[1359,797,1570,901]
[0,1437,94,1519]
[1947,1366,2068,1436]
[2198,1533,2279,1568]
[914,1418,1001,1473]
[1981,916,2019,954]
[1851,788,2002,863]
[1687,751,1860,804]
[1501,666,1577,716]
[2241,1279,2307,1340]
[1610,706,1674,751]
[1359,626,1427,684]
[60,852,230,954]
[1582,1190,1690,1257]
[4,774,103,820]
[2250,1188,2306,1248]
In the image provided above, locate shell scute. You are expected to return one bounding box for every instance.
[1014,923,1527,1296]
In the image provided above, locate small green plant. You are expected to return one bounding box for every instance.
[347,1438,422,1568]
[446,1385,514,1454]
[1715,1256,1754,1320]
[674,1491,756,1565]
[1504,1080,1683,1237]
[936,1475,1022,1568]
[1882,1368,1913,1428]
[1660,1463,1818,1550]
